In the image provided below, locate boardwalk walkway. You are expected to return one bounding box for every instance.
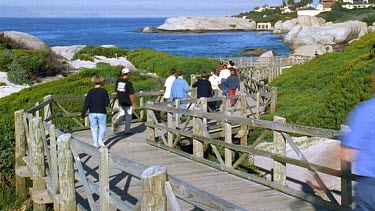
[72,123,325,210]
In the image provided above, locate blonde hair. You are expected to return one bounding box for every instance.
[92,76,104,85]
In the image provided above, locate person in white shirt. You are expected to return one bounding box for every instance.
[209,69,222,111]
[163,68,176,102]
[218,64,231,96]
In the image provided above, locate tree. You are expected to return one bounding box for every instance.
[287,0,295,5]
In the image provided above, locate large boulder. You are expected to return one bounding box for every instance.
[51,45,86,60]
[273,16,325,34]
[1,31,50,52]
[157,16,256,31]
[284,20,368,48]
[293,44,333,57]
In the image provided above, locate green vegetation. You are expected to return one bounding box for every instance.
[269,32,375,129]
[0,35,68,85]
[72,45,130,61]
[317,1,375,23]
[236,10,298,25]
[127,48,218,83]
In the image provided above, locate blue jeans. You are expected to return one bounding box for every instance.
[355,177,375,211]
[89,113,107,147]
[221,78,228,96]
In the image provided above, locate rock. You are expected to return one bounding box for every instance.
[239,48,267,55]
[259,50,277,58]
[143,27,152,33]
[293,44,333,57]
[273,16,325,34]
[284,20,368,49]
[157,16,256,31]
[51,45,86,60]
[1,31,50,52]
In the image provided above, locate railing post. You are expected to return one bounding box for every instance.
[340,124,353,208]
[141,166,167,210]
[140,91,145,120]
[167,108,174,147]
[193,106,204,158]
[44,95,52,123]
[256,92,260,120]
[224,113,232,167]
[240,95,248,146]
[30,117,46,211]
[201,97,208,125]
[57,134,76,211]
[273,116,286,186]
[175,99,181,128]
[35,102,40,117]
[99,147,109,211]
[49,124,60,210]
[270,87,277,114]
[146,103,155,142]
[15,110,26,199]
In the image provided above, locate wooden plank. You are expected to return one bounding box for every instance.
[168,176,246,211]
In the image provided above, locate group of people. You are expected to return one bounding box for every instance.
[80,67,136,148]
[163,60,240,110]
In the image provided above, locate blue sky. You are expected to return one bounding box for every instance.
[0,0,283,18]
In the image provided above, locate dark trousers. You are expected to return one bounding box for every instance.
[355,177,375,211]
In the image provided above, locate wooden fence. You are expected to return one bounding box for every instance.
[144,101,357,210]
[15,93,248,210]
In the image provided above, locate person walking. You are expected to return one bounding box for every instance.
[219,64,231,96]
[170,71,190,110]
[226,69,240,107]
[113,68,137,136]
[81,76,110,148]
[163,68,176,102]
[341,66,375,210]
[192,71,212,98]
[209,69,222,111]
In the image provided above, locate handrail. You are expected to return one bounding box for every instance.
[144,101,355,210]
[14,93,248,210]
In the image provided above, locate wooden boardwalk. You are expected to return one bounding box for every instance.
[72,123,326,211]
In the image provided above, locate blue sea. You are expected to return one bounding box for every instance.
[0,18,291,58]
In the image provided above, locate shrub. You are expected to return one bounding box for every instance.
[0,50,16,72]
[7,62,31,85]
[72,46,130,61]
[362,13,375,25]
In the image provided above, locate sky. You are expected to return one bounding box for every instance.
[0,0,283,18]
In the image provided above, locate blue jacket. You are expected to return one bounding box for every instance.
[171,77,190,99]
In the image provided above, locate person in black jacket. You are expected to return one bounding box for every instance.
[113,68,137,135]
[81,76,110,148]
[192,71,213,111]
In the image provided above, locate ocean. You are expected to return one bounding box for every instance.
[0,18,291,58]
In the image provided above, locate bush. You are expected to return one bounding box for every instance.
[0,50,16,72]
[7,62,31,85]
[362,13,375,25]
[72,46,130,61]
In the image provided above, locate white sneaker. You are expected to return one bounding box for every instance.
[98,141,105,148]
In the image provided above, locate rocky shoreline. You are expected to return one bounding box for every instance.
[143,16,374,57]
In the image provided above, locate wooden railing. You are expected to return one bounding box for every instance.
[144,102,357,210]
[14,94,246,210]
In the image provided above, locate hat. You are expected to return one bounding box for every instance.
[121,68,130,75]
